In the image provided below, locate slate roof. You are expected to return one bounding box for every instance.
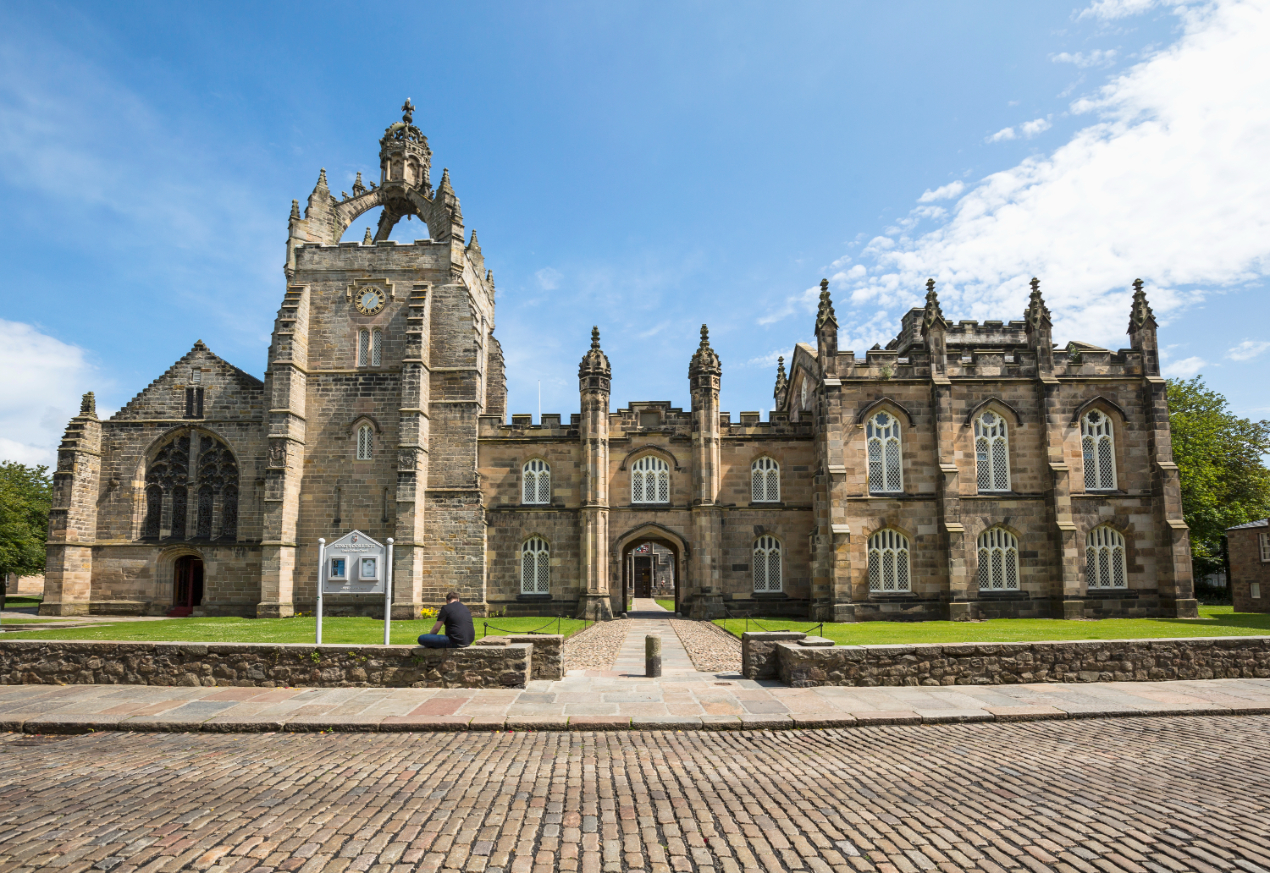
[1226,518,1269,531]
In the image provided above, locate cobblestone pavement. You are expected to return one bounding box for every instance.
[3,716,1269,873]
[670,620,741,673]
[562,621,628,672]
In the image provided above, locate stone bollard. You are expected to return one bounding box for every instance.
[645,635,662,677]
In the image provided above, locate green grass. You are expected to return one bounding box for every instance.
[0,614,588,644]
[2,596,43,609]
[715,605,1270,645]
[0,618,73,625]
[654,599,676,613]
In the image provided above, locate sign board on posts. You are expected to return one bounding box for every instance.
[323,530,386,595]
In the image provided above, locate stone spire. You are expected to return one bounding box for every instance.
[80,391,96,417]
[363,227,373,245]
[289,199,300,222]
[814,279,840,376]
[815,278,837,329]
[1024,277,1051,332]
[578,326,611,391]
[1024,277,1054,375]
[920,279,947,335]
[773,356,788,408]
[1127,278,1159,375]
[1129,278,1156,333]
[689,325,722,385]
[436,168,463,225]
[352,171,366,197]
[315,168,329,191]
[467,230,481,254]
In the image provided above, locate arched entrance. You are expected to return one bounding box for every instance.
[169,555,204,617]
[620,534,683,615]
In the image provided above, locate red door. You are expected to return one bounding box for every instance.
[168,556,203,617]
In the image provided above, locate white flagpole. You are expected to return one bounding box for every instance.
[316,538,325,646]
[384,538,394,646]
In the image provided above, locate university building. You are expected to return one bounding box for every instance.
[41,105,1198,622]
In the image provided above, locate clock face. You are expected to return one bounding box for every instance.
[354,286,386,315]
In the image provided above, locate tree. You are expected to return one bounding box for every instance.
[0,462,52,610]
[1167,377,1270,578]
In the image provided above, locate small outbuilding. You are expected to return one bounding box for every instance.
[1227,518,1270,613]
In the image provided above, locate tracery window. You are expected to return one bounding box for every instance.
[358,329,370,367]
[752,535,782,593]
[142,430,239,541]
[977,527,1020,591]
[356,425,373,461]
[866,412,903,494]
[974,411,1011,492]
[371,329,383,366]
[631,455,670,504]
[1081,410,1117,491]
[522,459,551,505]
[751,457,780,503]
[144,485,162,539]
[520,536,550,594]
[1086,526,1127,589]
[868,529,911,593]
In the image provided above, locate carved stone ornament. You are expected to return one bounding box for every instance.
[398,447,417,471]
[268,441,287,468]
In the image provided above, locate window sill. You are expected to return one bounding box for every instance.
[976,590,1028,599]
[516,594,553,601]
[1085,588,1137,598]
[867,591,918,599]
[747,501,785,508]
[751,592,789,600]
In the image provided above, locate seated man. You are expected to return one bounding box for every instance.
[416,591,475,648]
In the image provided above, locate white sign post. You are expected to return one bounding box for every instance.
[317,530,389,646]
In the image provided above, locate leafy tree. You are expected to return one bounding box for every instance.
[1167,377,1270,578]
[0,462,52,610]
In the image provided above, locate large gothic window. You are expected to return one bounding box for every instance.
[522,459,550,505]
[977,527,1020,591]
[751,457,780,503]
[631,455,670,504]
[356,425,374,461]
[1082,410,1117,491]
[1086,526,1127,589]
[142,430,239,541]
[868,529,911,593]
[866,412,903,494]
[520,537,550,594]
[752,535,782,593]
[974,411,1011,492]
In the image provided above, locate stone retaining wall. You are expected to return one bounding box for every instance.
[0,641,533,689]
[475,635,563,680]
[752,634,1270,687]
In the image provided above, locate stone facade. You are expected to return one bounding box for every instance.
[1228,519,1270,613]
[41,105,1196,623]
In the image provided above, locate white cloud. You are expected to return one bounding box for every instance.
[1163,355,1207,377]
[831,0,1270,350]
[987,126,1017,142]
[1052,49,1119,67]
[918,181,966,202]
[1079,0,1182,20]
[535,267,563,291]
[0,321,107,467]
[1227,339,1270,361]
[1020,117,1053,137]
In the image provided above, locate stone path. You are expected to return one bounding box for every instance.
[4,715,1270,872]
[4,675,1270,733]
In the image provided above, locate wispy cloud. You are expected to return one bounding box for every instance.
[535,267,563,291]
[918,181,965,202]
[987,117,1052,143]
[987,126,1017,143]
[1163,355,1207,377]
[1051,49,1118,67]
[1227,339,1270,361]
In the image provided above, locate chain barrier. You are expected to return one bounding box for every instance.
[717,604,823,639]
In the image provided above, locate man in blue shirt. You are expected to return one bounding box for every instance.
[416,591,475,648]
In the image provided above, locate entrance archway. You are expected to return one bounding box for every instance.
[620,536,682,615]
[169,555,204,617]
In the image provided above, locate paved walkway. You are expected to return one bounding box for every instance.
[4,715,1270,872]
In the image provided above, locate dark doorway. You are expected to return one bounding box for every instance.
[634,556,653,597]
[621,538,680,614]
[169,556,204,617]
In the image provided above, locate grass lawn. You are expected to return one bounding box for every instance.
[1,614,589,645]
[0,618,73,625]
[2,596,43,609]
[715,605,1270,645]
[654,599,676,613]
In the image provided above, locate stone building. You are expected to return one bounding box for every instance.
[41,105,1198,622]
[1227,519,1270,613]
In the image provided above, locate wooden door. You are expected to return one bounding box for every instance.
[634,556,652,597]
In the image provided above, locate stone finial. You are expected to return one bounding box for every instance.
[289,199,300,221]
[352,172,366,196]
[363,227,373,245]
[1024,276,1052,331]
[1129,278,1156,331]
[80,391,96,416]
[578,325,611,387]
[921,278,947,334]
[591,326,601,350]
[402,98,415,124]
[773,356,788,402]
[438,167,453,194]
[468,230,481,252]
[815,278,837,329]
[315,168,329,191]
[689,324,721,383]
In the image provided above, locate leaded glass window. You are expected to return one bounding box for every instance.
[522,459,550,505]
[866,412,903,494]
[974,411,1011,492]
[357,425,373,461]
[631,455,670,504]
[221,484,238,541]
[1086,526,1127,589]
[1081,410,1117,491]
[868,529,911,593]
[170,486,187,540]
[520,536,550,594]
[371,329,383,367]
[977,527,1020,591]
[751,457,780,503]
[753,535,782,593]
[144,485,162,538]
[358,329,370,367]
[196,486,213,539]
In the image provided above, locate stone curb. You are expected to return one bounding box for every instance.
[7,703,1270,735]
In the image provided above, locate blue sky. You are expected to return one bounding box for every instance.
[2,0,1268,465]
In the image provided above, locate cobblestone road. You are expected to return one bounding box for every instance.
[3,716,1269,873]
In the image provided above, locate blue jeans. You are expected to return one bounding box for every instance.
[417,633,455,648]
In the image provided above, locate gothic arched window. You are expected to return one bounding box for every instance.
[868,529,911,593]
[371,329,383,366]
[522,459,550,505]
[1082,410,1117,491]
[357,425,373,461]
[520,537,550,594]
[974,411,1011,492]
[142,430,238,541]
[170,486,187,540]
[977,527,1020,591]
[1087,526,1127,589]
[358,329,371,367]
[751,457,780,503]
[752,535,782,593]
[196,486,213,539]
[631,455,670,504]
[866,411,903,494]
[144,485,162,539]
